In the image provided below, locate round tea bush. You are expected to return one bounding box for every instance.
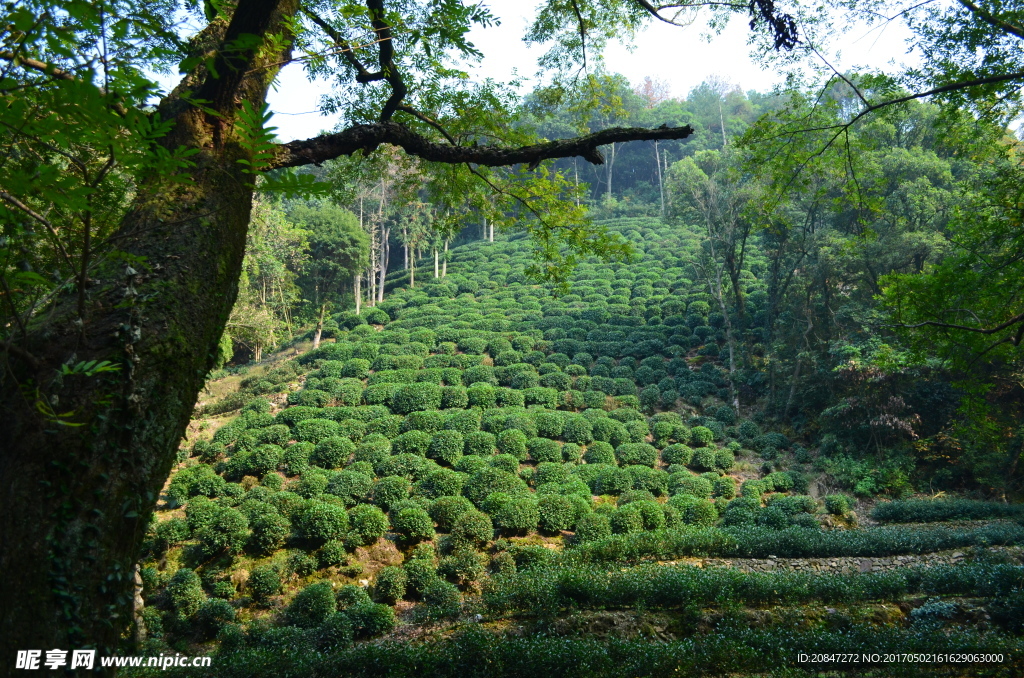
[454,455,488,475]
[312,437,355,469]
[464,430,496,456]
[416,468,465,498]
[326,470,372,506]
[583,441,616,465]
[740,479,768,498]
[712,476,736,499]
[825,494,852,515]
[534,411,564,438]
[441,386,469,409]
[485,493,539,534]
[690,426,714,447]
[528,437,561,463]
[428,430,464,466]
[392,430,431,456]
[282,443,313,476]
[372,475,411,511]
[286,581,337,628]
[392,507,435,542]
[690,447,718,471]
[463,467,528,506]
[248,512,290,554]
[392,383,443,414]
[247,564,281,602]
[561,442,583,463]
[167,568,206,621]
[615,443,657,467]
[538,494,575,533]
[318,539,347,568]
[429,495,475,531]
[661,444,693,466]
[535,461,571,486]
[296,419,341,444]
[488,454,519,474]
[669,473,713,499]
[467,384,497,408]
[765,471,794,492]
[669,494,718,527]
[573,513,611,543]
[623,419,649,443]
[348,503,389,544]
[610,505,644,534]
[714,448,735,471]
[294,471,329,498]
[444,409,480,435]
[738,419,760,439]
[451,508,493,547]
[402,410,447,434]
[372,566,407,604]
[497,429,528,461]
[296,501,350,542]
[562,415,594,444]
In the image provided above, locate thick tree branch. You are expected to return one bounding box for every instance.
[269,122,695,169]
[367,0,406,121]
[957,0,1024,41]
[891,310,1024,339]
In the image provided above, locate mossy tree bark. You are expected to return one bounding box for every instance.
[0,0,297,661]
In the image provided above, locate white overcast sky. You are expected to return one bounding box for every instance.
[264,0,918,142]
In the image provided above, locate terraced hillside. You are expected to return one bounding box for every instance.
[133,218,1024,677]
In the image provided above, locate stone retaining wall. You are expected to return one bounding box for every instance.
[663,546,1023,574]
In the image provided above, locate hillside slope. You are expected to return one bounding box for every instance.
[131,218,1024,677]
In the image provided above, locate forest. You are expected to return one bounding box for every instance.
[3,0,1024,676]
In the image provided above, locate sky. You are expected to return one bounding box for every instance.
[264,1,919,142]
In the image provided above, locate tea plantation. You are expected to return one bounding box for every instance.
[132,219,1024,677]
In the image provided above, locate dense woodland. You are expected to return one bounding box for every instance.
[5,0,1024,676]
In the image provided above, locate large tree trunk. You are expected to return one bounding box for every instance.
[0,0,296,659]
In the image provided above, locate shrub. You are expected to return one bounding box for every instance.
[738,420,760,439]
[296,419,341,444]
[287,581,337,628]
[561,442,584,463]
[583,441,615,465]
[562,415,594,444]
[167,568,206,621]
[312,437,355,469]
[392,383,443,413]
[372,566,408,604]
[765,471,794,492]
[445,409,480,435]
[740,479,768,498]
[282,443,313,476]
[712,476,736,499]
[754,432,790,451]
[417,468,466,499]
[714,448,735,471]
[484,493,539,534]
[247,565,281,602]
[668,495,718,527]
[451,509,494,547]
[441,386,469,410]
[167,464,226,505]
[467,384,497,408]
[327,471,373,506]
[574,513,612,543]
[825,494,852,516]
[497,429,528,460]
[463,430,496,456]
[402,410,447,433]
[336,584,372,610]
[421,580,461,619]
[464,467,528,505]
[438,548,487,586]
[669,473,713,499]
[538,494,576,533]
[348,503,389,544]
[871,499,1024,524]
[429,430,465,466]
[373,476,412,511]
[296,501,350,543]
[248,512,291,554]
[623,419,649,443]
[528,437,561,463]
[430,495,475,531]
[615,443,658,467]
[392,507,435,542]
[534,411,564,438]
[392,430,432,456]
[690,447,718,471]
[661,444,693,466]
[690,426,714,447]
[611,505,645,534]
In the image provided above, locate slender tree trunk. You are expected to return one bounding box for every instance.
[606,142,616,200]
[0,0,298,656]
[132,564,146,649]
[312,302,327,348]
[442,239,448,277]
[433,247,439,278]
[488,218,493,242]
[655,141,664,216]
[410,253,415,288]
[354,275,361,315]
[377,228,388,303]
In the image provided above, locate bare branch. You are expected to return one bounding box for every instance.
[269,122,695,169]
[890,310,1024,337]
[0,190,74,270]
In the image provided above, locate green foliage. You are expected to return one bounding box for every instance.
[824,494,853,516]
[429,430,465,466]
[287,581,337,628]
[348,504,389,545]
[872,499,1024,523]
[392,507,435,543]
[372,566,408,604]
[297,501,350,543]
